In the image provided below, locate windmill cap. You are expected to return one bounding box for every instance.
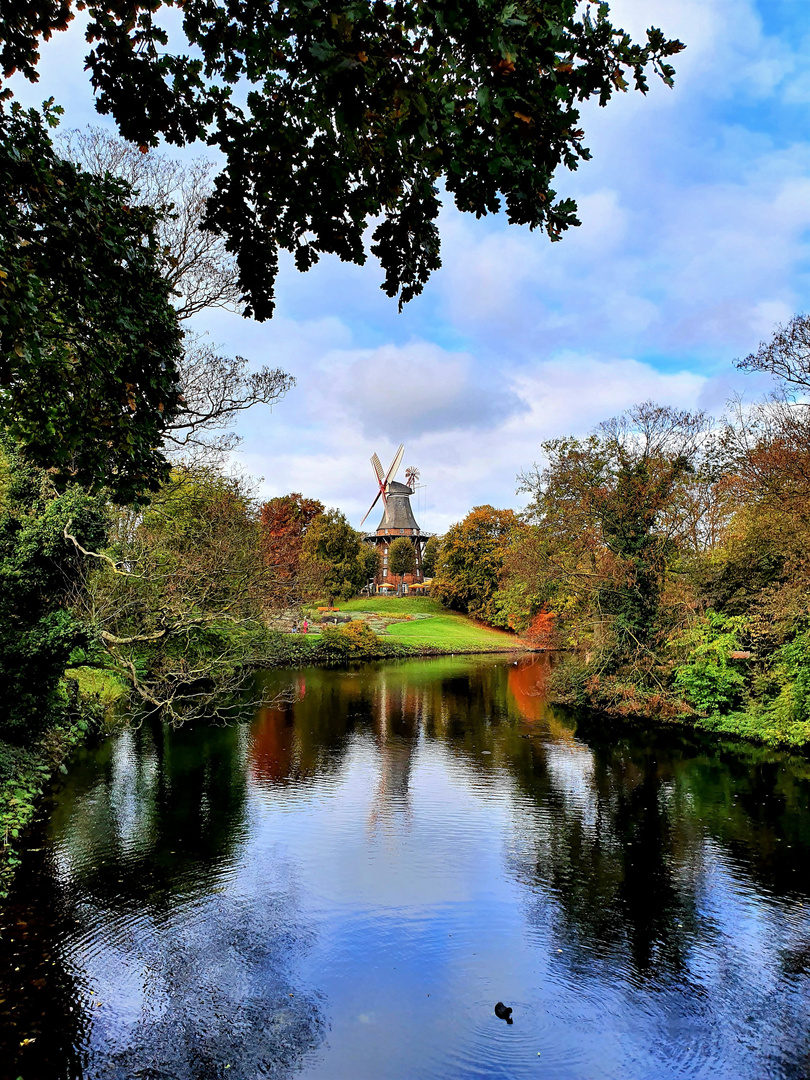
[387,480,412,494]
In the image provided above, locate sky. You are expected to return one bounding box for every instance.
[11,0,810,532]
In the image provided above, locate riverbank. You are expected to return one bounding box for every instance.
[0,668,127,898]
[547,654,810,752]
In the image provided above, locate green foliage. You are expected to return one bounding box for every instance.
[0,685,104,898]
[761,629,810,731]
[524,404,710,649]
[5,2,681,320]
[85,464,278,722]
[63,666,127,707]
[302,510,369,603]
[388,536,416,577]
[421,536,440,578]
[433,505,518,623]
[358,542,380,585]
[0,440,107,738]
[672,611,747,715]
[0,102,183,502]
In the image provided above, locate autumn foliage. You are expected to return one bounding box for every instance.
[259,493,324,602]
[432,505,518,624]
[525,608,558,650]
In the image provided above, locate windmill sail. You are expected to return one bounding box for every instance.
[386,444,404,485]
[361,444,405,527]
[360,490,382,527]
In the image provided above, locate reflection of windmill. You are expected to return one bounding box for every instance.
[367,676,420,837]
[358,445,434,595]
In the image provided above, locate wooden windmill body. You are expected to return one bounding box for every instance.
[360,445,434,594]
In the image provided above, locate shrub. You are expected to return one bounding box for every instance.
[318,620,382,657]
[672,611,747,715]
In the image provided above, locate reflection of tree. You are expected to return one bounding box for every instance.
[508,654,554,722]
[9,656,810,1077]
[49,719,250,908]
[250,669,374,787]
[498,707,810,986]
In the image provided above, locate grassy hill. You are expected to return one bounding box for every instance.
[334,596,520,652]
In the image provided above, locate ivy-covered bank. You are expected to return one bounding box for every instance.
[0,672,126,899]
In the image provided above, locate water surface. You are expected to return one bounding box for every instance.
[3,655,810,1079]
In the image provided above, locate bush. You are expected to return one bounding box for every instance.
[672,611,747,715]
[318,620,384,657]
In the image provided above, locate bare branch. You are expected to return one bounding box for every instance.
[59,127,242,320]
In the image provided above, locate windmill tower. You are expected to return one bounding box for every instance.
[360,445,433,593]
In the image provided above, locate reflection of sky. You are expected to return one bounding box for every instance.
[26,660,810,1080]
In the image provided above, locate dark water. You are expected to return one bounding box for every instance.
[3,655,810,1080]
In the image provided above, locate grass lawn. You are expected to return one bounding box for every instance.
[335,596,521,652]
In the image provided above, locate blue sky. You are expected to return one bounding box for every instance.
[11,0,810,531]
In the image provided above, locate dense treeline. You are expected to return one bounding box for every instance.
[430,317,810,748]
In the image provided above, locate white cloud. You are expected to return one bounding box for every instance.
[235,350,714,534]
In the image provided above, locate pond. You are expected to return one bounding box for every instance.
[2,655,810,1080]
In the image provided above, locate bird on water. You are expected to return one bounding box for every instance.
[494,1002,513,1023]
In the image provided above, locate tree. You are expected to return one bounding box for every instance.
[421,535,440,578]
[61,129,296,463]
[3,3,683,320]
[259,492,325,604]
[739,313,810,396]
[301,510,369,605]
[358,543,380,589]
[0,438,107,736]
[158,337,294,463]
[0,102,184,501]
[433,505,518,623]
[388,536,416,581]
[518,402,712,652]
[59,125,242,320]
[72,464,289,723]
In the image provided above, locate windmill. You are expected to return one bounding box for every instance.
[358,444,434,593]
[360,443,404,527]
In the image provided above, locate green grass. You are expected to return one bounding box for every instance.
[385,614,518,651]
[334,596,521,652]
[64,666,128,707]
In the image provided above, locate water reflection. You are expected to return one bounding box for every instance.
[2,656,810,1079]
